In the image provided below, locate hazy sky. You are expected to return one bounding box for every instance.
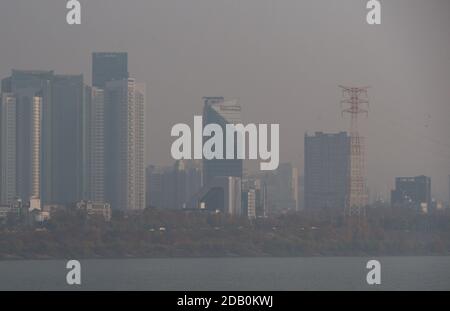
[0,0,449,200]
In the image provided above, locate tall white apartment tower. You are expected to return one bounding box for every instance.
[86,87,106,202]
[0,93,17,204]
[134,82,145,211]
[105,78,145,210]
[30,96,42,201]
[0,93,41,207]
[2,70,49,207]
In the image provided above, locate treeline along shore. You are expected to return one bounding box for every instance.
[1,206,450,259]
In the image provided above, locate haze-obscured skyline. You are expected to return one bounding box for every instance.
[0,0,449,200]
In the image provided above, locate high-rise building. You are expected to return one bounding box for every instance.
[135,82,145,211]
[304,132,350,210]
[29,96,42,203]
[202,97,242,184]
[50,75,84,205]
[391,175,431,209]
[92,52,128,88]
[146,165,165,209]
[2,70,89,207]
[193,97,243,216]
[85,87,106,203]
[264,163,299,213]
[0,93,17,204]
[105,78,145,210]
[87,52,129,204]
[1,71,49,205]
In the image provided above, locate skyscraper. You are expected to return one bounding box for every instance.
[0,93,17,204]
[304,132,350,210]
[87,52,128,204]
[30,96,42,203]
[1,71,49,205]
[92,53,128,88]
[85,86,106,203]
[202,97,242,184]
[50,74,84,205]
[105,78,145,210]
[190,97,243,215]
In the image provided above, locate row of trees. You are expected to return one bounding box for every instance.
[1,206,449,259]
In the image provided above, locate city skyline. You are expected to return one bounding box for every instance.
[0,53,147,211]
[0,0,449,201]
[0,57,447,210]
[1,0,450,295]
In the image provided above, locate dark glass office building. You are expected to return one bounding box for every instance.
[50,74,84,205]
[304,132,350,210]
[202,97,242,185]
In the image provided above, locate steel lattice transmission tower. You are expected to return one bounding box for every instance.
[339,86,369,218]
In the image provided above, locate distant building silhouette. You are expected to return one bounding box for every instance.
[298,174,305,210]
[146,165,166,209]
[175,160,203,209]
[391,175,431,210]
[50,74,84,205]
[304,132,350,210]
[92,52,129,88]
[146,161,202,210]
[263,163,299,213]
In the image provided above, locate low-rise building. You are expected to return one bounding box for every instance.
[0,199,25,224]
[77,200,112,221]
